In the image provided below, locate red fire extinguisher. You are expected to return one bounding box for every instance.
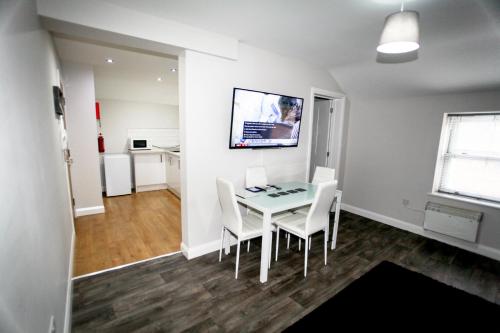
[96,102,105,153]
[98,132,105,153]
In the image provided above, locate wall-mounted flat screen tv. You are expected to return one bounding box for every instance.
[229,88,304,149]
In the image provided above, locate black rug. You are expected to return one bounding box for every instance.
[284,261,500,331]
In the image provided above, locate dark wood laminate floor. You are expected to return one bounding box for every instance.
[72,212,500,332]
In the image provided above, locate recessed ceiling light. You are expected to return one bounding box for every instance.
[157,77,163,82]
[105,58,114,64]
[170,68,177,72]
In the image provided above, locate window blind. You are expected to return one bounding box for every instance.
[438,113,500,203]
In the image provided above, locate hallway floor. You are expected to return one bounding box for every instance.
[74,190,181,277]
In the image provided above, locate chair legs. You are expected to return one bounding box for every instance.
[235,238,241,279]
[219,226,225,262]
[273,230,326,278]
[218,228,249,279]
[220,226,321,279]
[268,231,273,269]
[331,190,342,250]
[324,228,327,265]
[275,227,280,261]
[304,236,309,277]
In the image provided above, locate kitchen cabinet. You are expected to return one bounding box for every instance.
[132,150,167,192]
[166,152,181,197]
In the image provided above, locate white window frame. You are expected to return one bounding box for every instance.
[431,111,500,209]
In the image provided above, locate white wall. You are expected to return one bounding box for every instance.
[98,99,179,153]
[62,62,104,215]
[35,0,342,255]
[36,0,238,59]
[342,90,500,255]
[181,45,341,251]
[0,0,73,332]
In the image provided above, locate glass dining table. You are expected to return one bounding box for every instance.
[235,181,318,283]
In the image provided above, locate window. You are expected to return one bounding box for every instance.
[433,113,500,204]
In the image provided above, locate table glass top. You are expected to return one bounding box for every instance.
[241,181,316,210]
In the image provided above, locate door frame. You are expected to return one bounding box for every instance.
[305,87,346,185]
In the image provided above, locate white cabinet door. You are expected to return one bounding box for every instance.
[166,155,175,188]
[172,156,181,196]
[166,154,181,196]
[135,153,166,187]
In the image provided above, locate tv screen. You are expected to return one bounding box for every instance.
[229,88,304,149]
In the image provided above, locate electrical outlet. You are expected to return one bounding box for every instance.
[402,199,410,206]
[48,316,56,333]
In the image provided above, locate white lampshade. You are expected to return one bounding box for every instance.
[377,10,420,54]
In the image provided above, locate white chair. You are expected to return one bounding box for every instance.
[217,178,263,279]
[274,181,338,277]
[245,167,294,223]
[297,190,342,251]
[295,167,335,216]
[245,166,268,189]
[295,166,337,250]
[245,166,292,254]
[312,166,336,184]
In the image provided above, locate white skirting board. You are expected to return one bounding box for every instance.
[135,184,168,193]
[181,240,222,260]
[63,230,75,333]
[341,203,500,262]
[74,205,105,217]
[181,237,239,260]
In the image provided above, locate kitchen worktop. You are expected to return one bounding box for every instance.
[165,151,180,158]
[128,148,180,157]
[128,148,166,155]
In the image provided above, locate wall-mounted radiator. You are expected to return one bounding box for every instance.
[424,202,482,242]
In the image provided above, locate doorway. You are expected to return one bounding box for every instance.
[54,36,183,277]
[307,89,346,184]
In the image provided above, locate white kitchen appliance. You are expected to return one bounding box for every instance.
[104,154,132,196]
[129,137,152,150]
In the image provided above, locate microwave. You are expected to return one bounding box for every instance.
[129,137,152,150]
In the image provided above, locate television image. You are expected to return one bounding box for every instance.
[229,88,304,149]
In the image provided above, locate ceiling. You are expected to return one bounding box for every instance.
[53,37,179,105]
[100,0,500,98]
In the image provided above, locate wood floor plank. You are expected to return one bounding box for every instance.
[72,211,500,332]
[73,190,181,276]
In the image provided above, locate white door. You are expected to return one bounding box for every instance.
[309,98,334,181]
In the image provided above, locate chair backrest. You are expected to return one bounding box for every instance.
[246,166,268,188]
[216,178,242,235]
[312,166,335,185]
[306,181,337,233]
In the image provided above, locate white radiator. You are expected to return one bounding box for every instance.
[424,202,482,242]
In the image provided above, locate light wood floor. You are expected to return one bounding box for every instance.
[74,190,181,277]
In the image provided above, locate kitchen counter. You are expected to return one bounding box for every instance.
[128,147,180,195]
[165,151,180,158]
[129,148,167,155]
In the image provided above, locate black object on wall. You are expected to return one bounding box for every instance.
[53,86,65,116]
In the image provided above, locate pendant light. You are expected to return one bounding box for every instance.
[377,0,420,54]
